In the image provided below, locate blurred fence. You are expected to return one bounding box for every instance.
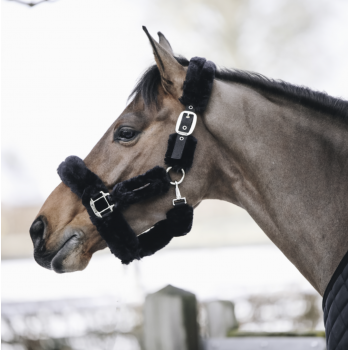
[2,286,325,350]
[2,298,142,350]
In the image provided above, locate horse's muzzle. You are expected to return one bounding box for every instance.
[30,217,86,273]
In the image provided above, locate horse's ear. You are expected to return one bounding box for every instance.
[157,31,174,54]
[143,26,185,99]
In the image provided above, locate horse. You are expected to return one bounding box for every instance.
[29,28,347,348]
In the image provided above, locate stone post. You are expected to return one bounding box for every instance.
[203,300,238,337]
[143,284,199,350]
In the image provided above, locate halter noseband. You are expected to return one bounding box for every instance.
[57,57,216,264]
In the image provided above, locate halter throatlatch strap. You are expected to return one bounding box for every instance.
[57,56,216,264]
[164,57,216,172]
[58,156,193,264]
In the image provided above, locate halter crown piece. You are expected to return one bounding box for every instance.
[58,57,216,264]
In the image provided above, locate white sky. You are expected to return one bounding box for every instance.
[1,0,348,206]
[2,0,152,205]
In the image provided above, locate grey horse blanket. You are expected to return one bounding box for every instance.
[323,252,348,350]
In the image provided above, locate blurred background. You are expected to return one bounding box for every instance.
[2,0,347,349]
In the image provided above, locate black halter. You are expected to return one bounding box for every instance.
[58,57,216,264]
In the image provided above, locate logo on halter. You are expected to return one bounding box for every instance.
[90,191,114,218]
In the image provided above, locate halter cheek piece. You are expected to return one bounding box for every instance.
[57,57,216,264]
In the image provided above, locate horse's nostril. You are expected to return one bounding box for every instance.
[30,216,46,248]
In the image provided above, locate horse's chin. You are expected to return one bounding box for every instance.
[50,235,91,273]
[33,227,93,274]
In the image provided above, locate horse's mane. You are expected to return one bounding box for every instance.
[129,57,348,123]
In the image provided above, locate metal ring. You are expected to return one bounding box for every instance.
[188,105,193,110]
[166,167,185,185]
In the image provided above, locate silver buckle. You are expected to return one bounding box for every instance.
[90,191,114,218]
[175,111,197,136]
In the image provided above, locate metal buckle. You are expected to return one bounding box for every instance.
[90,191,114,218]
[175,111,197,136]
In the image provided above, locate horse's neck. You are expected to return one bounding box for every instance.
[204,79,348,295]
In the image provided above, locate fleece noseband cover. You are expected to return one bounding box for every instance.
[58,156,193,264]
[57,57,216,264]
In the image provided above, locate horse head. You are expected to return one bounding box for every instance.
[29,28,221,273]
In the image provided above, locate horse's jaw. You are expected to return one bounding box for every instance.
[49,229,89,273]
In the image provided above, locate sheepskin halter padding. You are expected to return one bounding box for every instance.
[58,156,193,264]
[179,57,216,113]
[57,57,216,264]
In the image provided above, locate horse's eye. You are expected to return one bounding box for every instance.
[114,127,138,142]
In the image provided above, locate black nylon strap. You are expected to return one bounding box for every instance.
[164,134,197,173]
[171,134,188,159]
